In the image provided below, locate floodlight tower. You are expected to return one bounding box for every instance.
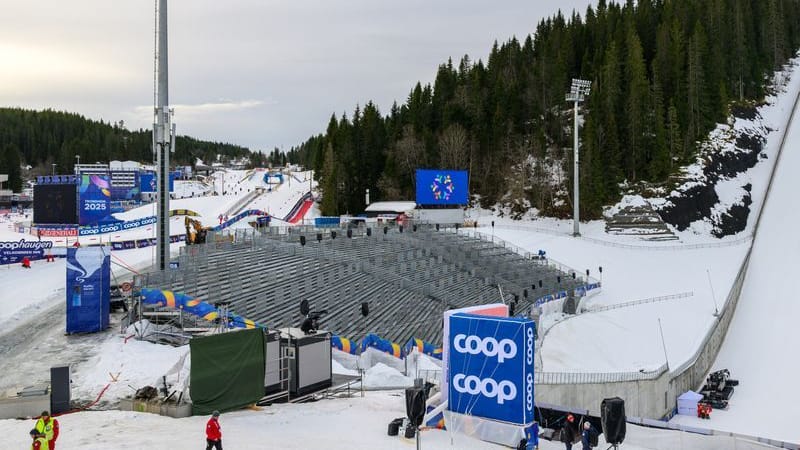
[154,0,176,271]
[565,78,591,237]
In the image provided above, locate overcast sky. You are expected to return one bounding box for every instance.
[0,0,592,153]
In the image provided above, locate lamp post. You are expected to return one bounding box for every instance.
[565,78,592,237]
[51,164,56,176]
[75,154,80,174]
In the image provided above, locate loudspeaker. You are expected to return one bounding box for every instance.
[405,386,427,427]
[331,231,337,239]
[601,397,626,445]
[366,228,372,237]
[316,233,323,242]
[361,302,369,317]
[299,235,306,246]
[413,225,417,232]
[399,225,403,233]
[347,229,352,238]
[436,224,440,231]
[51,366,71,414]
[383,227,388,235]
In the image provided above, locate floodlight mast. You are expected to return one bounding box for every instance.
[155,0,174,271]
[565,78,591,237]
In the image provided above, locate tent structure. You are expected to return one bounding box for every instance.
[677,390,704,416]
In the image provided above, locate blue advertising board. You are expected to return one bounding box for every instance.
[0,239,53,265]
[78,215,157,236]
[66,246,111,333]
[140,172,175,193]
[415,169,469,205]
[78,174,112,226]
[447,313,535,425]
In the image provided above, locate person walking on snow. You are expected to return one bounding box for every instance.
[30,428,48,450]
[35,411,59,449]
[581,421,596,449]
[561,414,578,450]
[206,410,222,450]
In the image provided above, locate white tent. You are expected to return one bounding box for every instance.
[677,390,704,416]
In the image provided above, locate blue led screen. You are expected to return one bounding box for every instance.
[415,169,468,205]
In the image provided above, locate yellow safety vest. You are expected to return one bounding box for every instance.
[35,418,55,441]
[32,436,49,450]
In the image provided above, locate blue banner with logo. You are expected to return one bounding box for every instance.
[78,174,112,226]
[66,246,111,333]
[0,239,53,265]
[447,313,535,425]
[78,215,157,236]
[140,172,175,193]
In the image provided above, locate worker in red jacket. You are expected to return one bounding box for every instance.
[21,256,32,268]
[205,410,222,450]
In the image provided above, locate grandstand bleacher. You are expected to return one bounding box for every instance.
[134,224,590,344]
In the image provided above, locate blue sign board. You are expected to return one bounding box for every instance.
[78,174,112,226]
[415,169,469,205]
[66,246,111,333]
[447,313,535,425]
[78,215,157,236]
[140,172,175,193]
[0,240,53,265]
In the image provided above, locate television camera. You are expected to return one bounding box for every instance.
[299,299,327,335]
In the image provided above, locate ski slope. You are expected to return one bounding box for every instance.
[669,82,800,444]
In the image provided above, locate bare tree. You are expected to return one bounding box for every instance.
[438,123,470,169]
[393,125,425,192]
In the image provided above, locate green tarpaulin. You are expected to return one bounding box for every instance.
[190,328,265,415]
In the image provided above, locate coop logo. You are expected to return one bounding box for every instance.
[0,240,53,251]
[452,374,517,405]
[453,334,517,363]
[526,326,534,411]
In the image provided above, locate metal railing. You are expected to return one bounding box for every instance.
[535,364,668,384]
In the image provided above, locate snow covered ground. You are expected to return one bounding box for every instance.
[668,66,800,444]
[1,394,778,450]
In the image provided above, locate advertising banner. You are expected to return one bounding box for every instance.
[37,226,79,237]
[447,313,535,425]
[415,169,469,205]
[140,172,175,193]
[78,174,112,226]
[78,215,157,236]
[66,246,111,333]
[0,239,53,265]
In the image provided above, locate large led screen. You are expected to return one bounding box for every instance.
[415,169,468,205]
[34,184,78,224]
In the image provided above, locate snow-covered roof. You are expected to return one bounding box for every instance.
[364,201,416,213]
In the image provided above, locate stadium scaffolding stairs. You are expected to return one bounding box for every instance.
[134,224,587,344]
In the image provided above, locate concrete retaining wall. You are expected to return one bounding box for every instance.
[535,250,751,419]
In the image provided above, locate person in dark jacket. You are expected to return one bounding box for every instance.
[561,414,578,449]
[581,421,596,449]
[205,410,222,450]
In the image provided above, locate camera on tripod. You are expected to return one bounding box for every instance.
[299,299,327,335]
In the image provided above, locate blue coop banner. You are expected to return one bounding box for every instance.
[447,313,535,425]
[78,174,112,226]
[66,246,111,333]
